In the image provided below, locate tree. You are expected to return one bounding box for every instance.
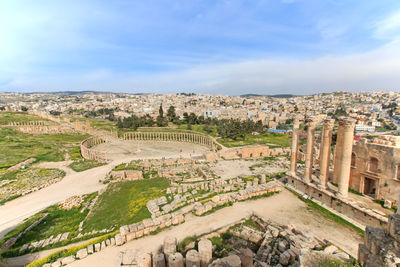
[187,124,192,130]
[203,124,212,134]
[21,106,28,112]
[167,106,177,122]
[183,112,189,124]
[156,105,166,127]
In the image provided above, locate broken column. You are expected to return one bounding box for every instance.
[198,238,212,267]
[163,236,177,259]
[319,119,334,189]
[185,249,201,267]
[152,252,166,267]
[168,252,184,267]
[336,118,356,198]
[290,118,300,176]
[136,252,152,267]
[304,117,317,183]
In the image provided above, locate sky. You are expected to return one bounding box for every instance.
[1,0,400,95]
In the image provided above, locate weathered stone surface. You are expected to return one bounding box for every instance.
[137,252,152,267]
[94,243,101,252]
[186,249,201,267]
[279,251,291,265]
[239,248,253,267]
[120,225,129,236]
[168,252,184,267]
[61,255,75,265]
[198,238,212,267]
[87,244,94,254]
[163,236,177,258]
[115,233,124,246]
[323,245,338,254]
[76,248,88,259]
[51,260,62,267]
[152,252,166,267]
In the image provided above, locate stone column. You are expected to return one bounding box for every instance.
[319,119,334,188]
[290,118,300,176]
[163,236,176,259]
[185,250,201,267]
[136,252,152,267]
[168,253,183,267]
[336,118,355,198]
[304,117,317,183]
[198,239,212,267]
[152,252,166,267]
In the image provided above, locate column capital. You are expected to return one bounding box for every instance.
[323,119,335,129]
[338,117,356,129]
[306,117,317,127]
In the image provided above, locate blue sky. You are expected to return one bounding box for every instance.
[1,0,400,95]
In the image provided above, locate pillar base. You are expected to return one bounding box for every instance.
[337,192,348,199]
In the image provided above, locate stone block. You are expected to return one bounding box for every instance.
[115,234,124,246]
[153,252,166,267]
[76,248,88,259]
[186,249,201,267]
[106,239,111,246]
[94,243,101,252]
[137,252,152,267]
[279,251,291,266]
[136,229,144,238]
[110,237,116,246]
[239,248,253,267]
[163,236,177,258]
[168,252,184,267]
[389,214,400,242]
[101,240,106,250]
[120,225,129,236]
[87,244,94,254]
[51,260,62,267]
[61,255,75,265]
[198,238,212,267]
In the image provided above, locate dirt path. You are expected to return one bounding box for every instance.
[65,189,363,267]
[33,160,75,175]
[0,161,117,240]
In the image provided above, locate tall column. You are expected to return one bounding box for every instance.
[337,118,356,198]
[319,119,334,188]
[290,118,300,176]
[304,117,317,183]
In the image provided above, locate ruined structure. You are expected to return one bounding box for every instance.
[358,213,400,266]
[348,135,400,204]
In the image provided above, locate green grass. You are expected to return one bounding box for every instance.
[315,257,360,267]
[286,187,365,236]
[330,182,364,196]
[0,168,66,204]
[0,193,98,257]
[25,231,118,267]
[0,111,48,125]
[217,132,291,148]
[70,117,118,132]
[0,127,89,167]
[66,146,82,161]
[82,178,169,232]
[177,124,218,136]
[177,235,198,252]
[68,160,105,172]
[113,161,142,171]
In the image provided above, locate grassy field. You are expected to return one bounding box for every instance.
[177,124,218,136]
[68,160,105,172]
[0,168,66,204]
[70,117,118,132]
[217,132,291,148]
[0,112,48,125]
[0,193,97,256]
[82,178,169,232]
[0,127,89,168]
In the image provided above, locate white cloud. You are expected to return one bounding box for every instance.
[373,10,400,40]
[3,39,400,95]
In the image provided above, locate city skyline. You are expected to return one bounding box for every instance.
[1,0,400,94]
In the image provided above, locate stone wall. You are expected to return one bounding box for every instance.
[286,176,388,228]
[217,145,290,160]
[122,131,215,150]
[358,214,400,266]
[350,137,400,204]
[80,136,108,162]
[109,170,143,181]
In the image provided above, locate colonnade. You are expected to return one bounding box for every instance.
[8,120,47,126]
[290,117,356,198]
[122,131,215,150]
[80,136,108,162]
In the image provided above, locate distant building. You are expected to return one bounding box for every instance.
[355,124,375,132]
[204,110,220,118]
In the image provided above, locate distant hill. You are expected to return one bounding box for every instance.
[240,94,295,98]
